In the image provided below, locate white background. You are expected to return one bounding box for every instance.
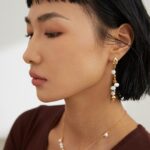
[0,0,150,139]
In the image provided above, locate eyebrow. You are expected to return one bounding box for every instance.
[25,12,70,24]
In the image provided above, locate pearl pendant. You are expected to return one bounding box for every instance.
[114,83,119,87]
[58,138,64,150]
[103,132,109,138]
[111,86,116,91]
[111,70,116,75]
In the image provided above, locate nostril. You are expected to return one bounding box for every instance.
[29,60,33,64]
[25,58,33,64]
[23,52,30,64]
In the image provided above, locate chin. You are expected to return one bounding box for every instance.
[36,93,64,103]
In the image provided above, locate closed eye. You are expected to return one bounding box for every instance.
[25,32,62,39]
[45,32,62,38]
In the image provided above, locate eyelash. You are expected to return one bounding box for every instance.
[25,33,33,39]
[25,32,62,39]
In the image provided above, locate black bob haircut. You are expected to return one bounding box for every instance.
[26,0,150,101]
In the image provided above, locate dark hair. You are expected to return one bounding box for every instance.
[26,0,150,101]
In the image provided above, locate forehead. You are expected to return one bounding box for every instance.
[27,1,90,23]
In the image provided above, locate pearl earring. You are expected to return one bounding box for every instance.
[111,57,119,101]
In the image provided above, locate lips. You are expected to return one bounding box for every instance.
[29,71,47,80]
[29,71,47,86]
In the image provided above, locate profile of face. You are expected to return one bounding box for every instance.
[23,0,119,102]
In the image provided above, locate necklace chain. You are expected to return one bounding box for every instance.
[58,110,126,150]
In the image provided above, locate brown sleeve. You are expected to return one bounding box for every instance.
[112,125,150,150]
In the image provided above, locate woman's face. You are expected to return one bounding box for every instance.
[23,0,111,102]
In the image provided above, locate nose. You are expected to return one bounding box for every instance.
[23,40,42,64]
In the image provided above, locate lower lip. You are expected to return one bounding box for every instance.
[32,78,47,86]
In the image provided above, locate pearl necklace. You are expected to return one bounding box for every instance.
[58,110,126,150]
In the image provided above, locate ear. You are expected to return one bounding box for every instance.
[109,23,134,61]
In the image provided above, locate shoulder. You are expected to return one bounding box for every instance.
[18,104,65,122]
[113,124,150,150]
[12,104,65,132]
[20,104,64,118]
[11,105,65,128]
[136,125,150,148]
[4,105,65,150]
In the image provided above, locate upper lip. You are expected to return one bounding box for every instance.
[29,70,47,80]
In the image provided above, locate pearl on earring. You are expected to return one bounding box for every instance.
[111,57,119,101]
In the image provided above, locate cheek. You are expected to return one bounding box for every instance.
[39,54,108,102]
[45,41,108,92]
[76,50,108,86]
[38,34,109,101]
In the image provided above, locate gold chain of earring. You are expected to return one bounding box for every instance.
[110,57,120,102]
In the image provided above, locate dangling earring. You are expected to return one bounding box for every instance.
[111,57,119,102]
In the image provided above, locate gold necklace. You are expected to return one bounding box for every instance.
[58,110,126,150]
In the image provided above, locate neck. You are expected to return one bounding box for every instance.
[61,78,128,147]
[64,99,125,139]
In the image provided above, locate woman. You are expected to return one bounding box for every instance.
[4,0,150,149]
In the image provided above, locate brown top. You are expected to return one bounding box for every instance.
[4,105,150,150]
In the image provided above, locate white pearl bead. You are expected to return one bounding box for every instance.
[114,83,119,87]
[111,91,115,96]
[103,132,109,138]
[60,145,64,148]
[111,70,116,75]
[111,86,116,91]
[58,138,62,142]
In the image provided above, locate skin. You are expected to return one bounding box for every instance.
[23,0,137,149]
